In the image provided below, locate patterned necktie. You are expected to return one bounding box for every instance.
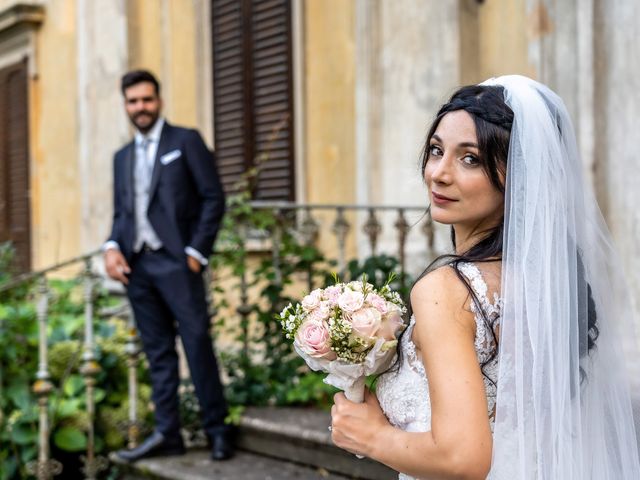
[142,138,154,175]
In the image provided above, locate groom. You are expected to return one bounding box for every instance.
[104,70,232,462]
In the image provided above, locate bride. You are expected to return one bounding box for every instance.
[329,75,640,479]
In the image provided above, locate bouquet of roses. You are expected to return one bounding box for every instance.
[279,277,407,402]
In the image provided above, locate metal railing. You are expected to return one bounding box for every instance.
[0,202,435,478]
[1,251,125,479]
[249,201,434,274]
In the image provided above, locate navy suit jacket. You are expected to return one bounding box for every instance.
[107,121,226,263]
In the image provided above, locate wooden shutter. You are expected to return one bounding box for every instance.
[0,60,31,273]
[212,0,248,196]
[212,0,295,201]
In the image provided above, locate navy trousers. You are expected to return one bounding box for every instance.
[126,248,228,439]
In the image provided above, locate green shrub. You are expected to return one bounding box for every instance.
[0,268,152,479]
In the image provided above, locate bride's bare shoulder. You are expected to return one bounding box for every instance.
[409,266,477,349]
[410,265,469,310]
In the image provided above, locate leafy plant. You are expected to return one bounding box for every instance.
[0,256,152,479]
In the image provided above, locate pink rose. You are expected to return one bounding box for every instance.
[377,307,405,341]
[324,285,342,304]
[367,294,388,314]
[350,307,382,338]
[308,301,331,322]
[295,320,336,359]
[338,289,365,312]
[301,289,323,311]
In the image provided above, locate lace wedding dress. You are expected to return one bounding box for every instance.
[376,263,501,480]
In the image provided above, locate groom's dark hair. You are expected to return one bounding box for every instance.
[121,69,161,97]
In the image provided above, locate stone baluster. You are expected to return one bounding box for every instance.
[421,209,435,257]
[362,208,382,256]
[125,308,140,449]
[298,207,320,247]
[299,207,320,291]
[27,276,62,479]
[236,224,252,359]
[271,208,283,289]
[80,258,107,479]
[332,208,351,275]
[395,209,410,287]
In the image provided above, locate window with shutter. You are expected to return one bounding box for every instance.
[212,0,295,201]
[0,60,31,273]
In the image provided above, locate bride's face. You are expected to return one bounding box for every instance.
[424,110,504,233]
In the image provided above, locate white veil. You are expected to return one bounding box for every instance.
[482,75,640,479]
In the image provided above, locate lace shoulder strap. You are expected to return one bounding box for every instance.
[456,262,500,318]
[456,262,500,363]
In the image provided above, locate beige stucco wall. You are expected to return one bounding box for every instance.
[304,0,357,259]
[126,0,206,133]
[458,0,535,85]
[32,0,80,268]
[304,0,356,205]
[476,0,535,81]
[126,0,163,80]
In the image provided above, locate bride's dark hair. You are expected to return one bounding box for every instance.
[413,85,511,383]
[404,85,598,384]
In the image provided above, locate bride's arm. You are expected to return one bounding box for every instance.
[331,267,493,479]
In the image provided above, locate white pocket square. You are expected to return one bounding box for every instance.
[160,149,181,165]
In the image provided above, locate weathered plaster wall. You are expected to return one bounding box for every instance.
[354,0,461,271]
[594,0,640,312]
[32,0,80,267]
[76,0,129,255]
[304,0,357,257]
[127,0,212,141]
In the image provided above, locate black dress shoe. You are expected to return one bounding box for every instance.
[115,431,185,463]
[210,431,234,461]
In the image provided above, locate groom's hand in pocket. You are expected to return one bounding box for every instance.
[187,255,202,273]
[105,249,131,285]
[330,388,391,459]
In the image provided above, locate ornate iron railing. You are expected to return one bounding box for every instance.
[249,201,434,275]
[0,202,435,478]
[1,251,121,480]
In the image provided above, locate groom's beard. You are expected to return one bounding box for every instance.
[129,110,159,134]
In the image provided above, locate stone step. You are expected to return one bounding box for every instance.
[117,449,351,480]
[114,406,398,480]
[237,407,396,480]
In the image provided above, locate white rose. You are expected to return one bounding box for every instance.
[301,289,323,311]
[350,307,382,338]
[338,289,365,313]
